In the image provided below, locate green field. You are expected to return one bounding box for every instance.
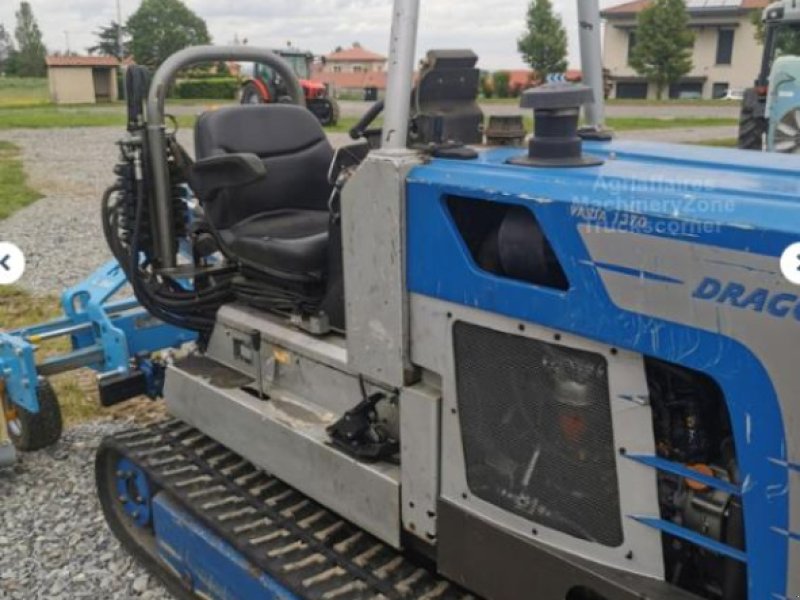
[0,140,42,219]
[0,77,50,108]
[604,116,737,131]
[481,96,737,107]
[692,137,738,147]
[0,104,366,132]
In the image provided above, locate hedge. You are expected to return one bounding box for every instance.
[174,77,239,99]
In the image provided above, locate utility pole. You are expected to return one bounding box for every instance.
[64,31,70,54]
[117,0,126,100]
[116,0,123,59]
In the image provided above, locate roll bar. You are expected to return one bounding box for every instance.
[146,46,304,269]
[380,0,421,151]
[577,0,606,130]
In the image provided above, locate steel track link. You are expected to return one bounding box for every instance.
[98,420,474,600]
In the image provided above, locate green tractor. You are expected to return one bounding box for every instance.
[738,0,800,151]
[240,48,340,126]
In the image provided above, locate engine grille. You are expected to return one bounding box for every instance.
[452,321,623,547]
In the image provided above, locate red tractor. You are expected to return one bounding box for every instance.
[240,48,340,126]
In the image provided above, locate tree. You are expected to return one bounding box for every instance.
[493,71,510,98]
[630,0,694,100]
[480,72,494,99]
[0,24,13,74]
[13,2,46,77]
[517,0,568,77]
[88,21,130,60]
[127,0,211,68]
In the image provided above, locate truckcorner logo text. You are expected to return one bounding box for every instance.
[693,277,800,321]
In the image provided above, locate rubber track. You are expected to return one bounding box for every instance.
[103,420,475,600]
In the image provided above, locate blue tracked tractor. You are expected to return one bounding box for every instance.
[88,1,800,599]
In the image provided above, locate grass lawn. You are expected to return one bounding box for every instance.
[0,103,362,133]
[0,140,42,219]
[0,105,197,130]
[0,77,50,108]
[481,96,736,107]
[513,116,737,132]
[690,138,738,147]
[604,116,738,131]
[0,288,103,425]
[0,101,738,132]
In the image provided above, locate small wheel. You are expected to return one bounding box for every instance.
[240,82,265,105]
[2,379,63,451]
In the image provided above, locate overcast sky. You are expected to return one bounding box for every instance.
[0,0,620,70]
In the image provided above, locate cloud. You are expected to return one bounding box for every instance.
[0,0,620,70]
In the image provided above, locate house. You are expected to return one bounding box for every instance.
[317,45,389,99]
[316,68,388,100]
[323,45,387,74]
[601,0,768,100]
[46,55,119,104]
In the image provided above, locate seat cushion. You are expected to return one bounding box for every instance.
[218,208,330,276]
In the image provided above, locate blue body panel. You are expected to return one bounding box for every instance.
[153,494,297,600]
[406,141,800,598]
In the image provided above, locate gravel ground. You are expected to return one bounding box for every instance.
[0,420,172,600]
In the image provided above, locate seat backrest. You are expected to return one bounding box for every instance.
[194,104,334,230]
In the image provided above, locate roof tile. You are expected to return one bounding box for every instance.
[325,46,386,62]
[602,0,768,16]
[46,55,120,67]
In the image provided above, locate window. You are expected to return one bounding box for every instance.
[445,196,569,291]
[669,81,703,100]
[712,82,729,99]
[716,29,735,65]
[333,65,342,73]
[616,81,648,99]
[353,65,364,73]
[627,31,637,64]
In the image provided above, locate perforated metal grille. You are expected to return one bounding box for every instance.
[453,322,623,547]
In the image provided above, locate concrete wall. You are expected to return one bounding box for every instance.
[48,67,96,104]
[603,12,763,99]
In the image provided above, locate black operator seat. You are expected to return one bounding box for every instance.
[192,104,334,280]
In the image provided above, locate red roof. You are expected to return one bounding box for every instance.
[602,0,768,16]
[46,55,119,67]
[317,70,388,90]
[325,46,386,63]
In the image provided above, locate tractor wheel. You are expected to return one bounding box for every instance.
[737,88,766,151]
[241,82,265,105]
[2,379,63,451]
[316,98,340,127]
